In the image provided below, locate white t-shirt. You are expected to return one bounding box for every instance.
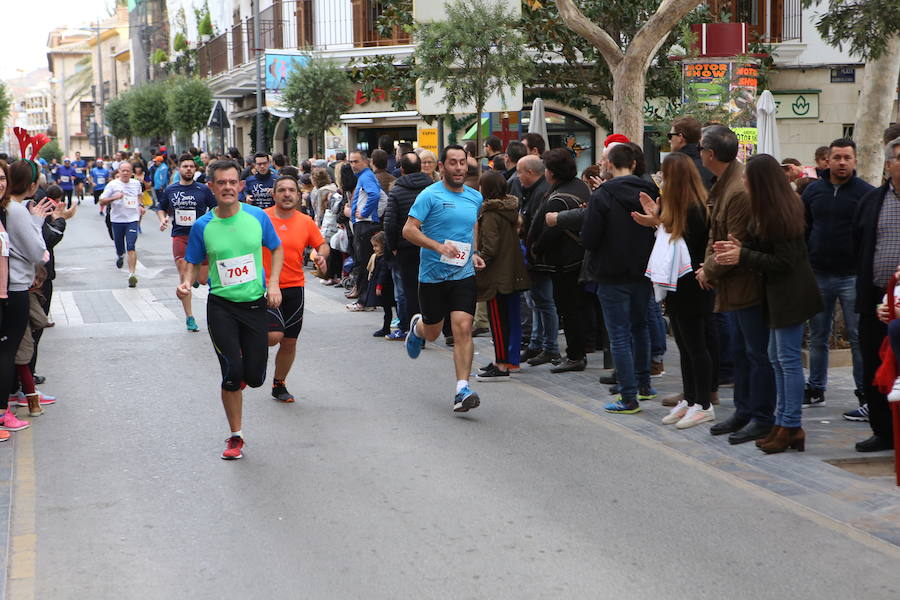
[101,178,144,223]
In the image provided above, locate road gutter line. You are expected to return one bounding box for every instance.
[6,429,36,600]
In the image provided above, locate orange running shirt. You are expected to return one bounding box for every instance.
[263,208,325,288]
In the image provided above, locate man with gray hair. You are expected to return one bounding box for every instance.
[517,154,559,366]
[850,135,900,452]
[699,125,777,445]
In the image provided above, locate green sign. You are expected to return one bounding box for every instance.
[773,92,819,119]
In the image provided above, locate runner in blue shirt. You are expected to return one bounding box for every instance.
[157,153,218,332]
[72,151,87,204]
[240,152,277,209]
[401,145,486,413]
[55,158,77,208]
[89,160,111,212]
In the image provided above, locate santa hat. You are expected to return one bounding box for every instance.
[604,134,630,147]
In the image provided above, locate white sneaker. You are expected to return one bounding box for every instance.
[676,404,715,429]
[888,377,900,402]
[661,399,688,425]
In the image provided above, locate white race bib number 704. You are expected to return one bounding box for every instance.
[175,209,196,226]
[439,240,471,267]
[216,254,257,287]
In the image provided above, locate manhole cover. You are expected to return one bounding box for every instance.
[825,456,896,478]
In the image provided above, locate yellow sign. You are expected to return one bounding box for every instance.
[418,128,438,154]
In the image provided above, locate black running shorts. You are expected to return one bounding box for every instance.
[206,294,269,391]
[418,276,476,325]
[267,286,305,339]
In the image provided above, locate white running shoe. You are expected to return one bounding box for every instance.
[888,377,900,402]
[676,404,715,429]
[661,399,688,425]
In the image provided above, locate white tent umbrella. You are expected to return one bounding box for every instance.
[528,97,548,149]
[756,90,780,159]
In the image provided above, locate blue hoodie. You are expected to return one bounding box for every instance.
[350,167,382,224]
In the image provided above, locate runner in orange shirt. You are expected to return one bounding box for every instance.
[263,175,329,402]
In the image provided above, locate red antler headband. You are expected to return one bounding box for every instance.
[13,127,50,161]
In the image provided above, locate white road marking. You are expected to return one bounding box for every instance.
[49,291,84,326]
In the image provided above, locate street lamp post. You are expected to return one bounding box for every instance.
[93,19,107,158]
[252,0,265,153]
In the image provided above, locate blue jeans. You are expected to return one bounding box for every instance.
[596,280,651,402]
[731,305,776,425]
[390,260,407,330]
[807,273,863,391]
[769,324,805,428]
[647,298,667,362]
[526,272,559,354]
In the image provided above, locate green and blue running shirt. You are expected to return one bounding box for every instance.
[185,203,281,303]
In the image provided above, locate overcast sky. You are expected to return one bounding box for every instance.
[0,0,116,81]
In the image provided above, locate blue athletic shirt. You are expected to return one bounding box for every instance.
[72,159,86,179]
[90,166,111,191]
[407,181,483,283]
[158,181,217,237]
[55,165,77,190]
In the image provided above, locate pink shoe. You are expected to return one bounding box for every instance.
[16,392,55,407]
[0,410,30,431]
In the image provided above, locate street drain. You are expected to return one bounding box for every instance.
[825,456,896,478]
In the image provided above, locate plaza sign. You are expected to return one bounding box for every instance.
[772,92,820,119]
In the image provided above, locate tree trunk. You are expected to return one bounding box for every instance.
[612,57,649,144]
[854,36,900,185]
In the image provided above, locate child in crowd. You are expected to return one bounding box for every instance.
[876,278,900,402]
[11,266,56,417]
[363,231,394,335]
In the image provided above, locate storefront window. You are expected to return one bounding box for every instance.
[521,108,596,175]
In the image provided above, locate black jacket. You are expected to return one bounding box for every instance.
[740,235,823,329]
[529,178,591,272]
[803,171,874,276]
[519,176,550,239]
[383,172,433,253]
[665,204,713,317]
[853,182,896,313]
[678,143,716,191]
[581,175,659,284]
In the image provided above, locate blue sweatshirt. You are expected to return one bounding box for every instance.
[350,167,381,224]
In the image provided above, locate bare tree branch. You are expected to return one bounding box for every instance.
[628,0,702,70]
[556,0,624,68]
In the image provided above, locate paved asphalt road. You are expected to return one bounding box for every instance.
[10,204,900,599]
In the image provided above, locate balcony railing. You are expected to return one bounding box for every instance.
[707,0,802,44]
[195,0,411,78]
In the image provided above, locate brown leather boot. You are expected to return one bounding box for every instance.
[760,426,805,454]
[710,391,719,405]
[662,392,684,407]
[755,425,782,447]
[26,393,43,417]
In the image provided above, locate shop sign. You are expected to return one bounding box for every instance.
[772,92,819,119]
[418,128,439,154]
[830,67,856,83]
[733,127,757,162]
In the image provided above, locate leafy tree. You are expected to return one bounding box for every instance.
[801,0,900,183]
[167,77,213,141]
[281,56,354,156]
[105,93,132,142]
[556,0,703,143]
[415,0,533,155]
[348,54,416,114]
[127,81,172,141]
[0,81,11,134]
[39,140,62,163]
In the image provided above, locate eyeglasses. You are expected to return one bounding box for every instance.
[667,132,682,140]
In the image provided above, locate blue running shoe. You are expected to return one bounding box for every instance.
[186,316,199,332]
[453,386,480,413]
[405,314,424,359]
[605,398,641,414]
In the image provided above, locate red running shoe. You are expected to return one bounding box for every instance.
[221,436,244,460]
